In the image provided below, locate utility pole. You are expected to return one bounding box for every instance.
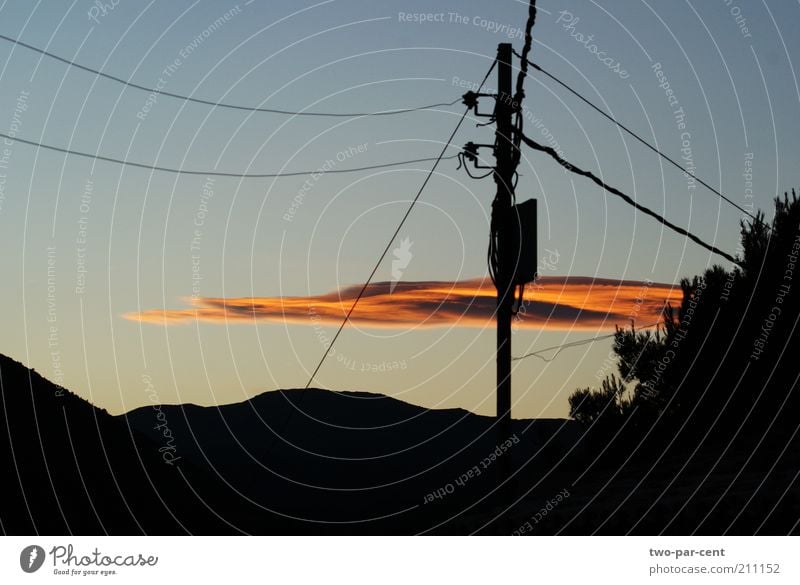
[493,42,516,495]
[461,40,536,518]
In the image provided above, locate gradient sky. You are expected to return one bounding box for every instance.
[0,0,798,418]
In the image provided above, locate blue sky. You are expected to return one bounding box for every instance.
[0,0,797,417]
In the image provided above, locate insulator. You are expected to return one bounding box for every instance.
[461,90,479,110]
[463,141,480,162]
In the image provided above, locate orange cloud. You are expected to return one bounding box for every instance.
[124,277,682,332]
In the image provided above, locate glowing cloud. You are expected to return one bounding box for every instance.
[124,276,682,332]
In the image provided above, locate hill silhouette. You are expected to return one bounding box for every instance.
[4,351,798,534]
[0,353,238,534]
[0,353,579,534]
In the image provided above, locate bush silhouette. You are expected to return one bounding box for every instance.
[569,190,800,455]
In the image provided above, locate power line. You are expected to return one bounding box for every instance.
[260,58,498,459]
[511,0,537,167]
[513,321,661,362]
[518,131,742,266]
[0,130,458,178]
[0,33,459,117]
[521,56,764,228]
[303,57,498,389]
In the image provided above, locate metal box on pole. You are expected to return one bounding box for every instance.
[507,198,537,286]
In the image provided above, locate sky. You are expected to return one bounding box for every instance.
[0,0,798,418]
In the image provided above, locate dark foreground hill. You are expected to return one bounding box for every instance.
[2,352,799,534]
[0,353,579,534]
[0,353,237,534]
[125,388,582,532]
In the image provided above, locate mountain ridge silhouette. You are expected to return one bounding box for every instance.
[0,353,579,534]
[6,352,797,534]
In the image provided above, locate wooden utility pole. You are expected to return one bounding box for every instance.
[493,42,516,489]
[459,8,537,526]
[461,40,536,516]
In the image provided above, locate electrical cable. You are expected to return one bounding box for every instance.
[259,58,498,459]
[0,33,460,117]
[518,131,742,267]
[302,57,497,389]
[513,321,661,362]
[0,129,459,178]
[520,56,764,228]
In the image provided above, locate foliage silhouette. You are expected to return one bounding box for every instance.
[569,190,800,456]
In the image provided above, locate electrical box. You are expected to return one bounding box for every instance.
[507,198,537,285]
